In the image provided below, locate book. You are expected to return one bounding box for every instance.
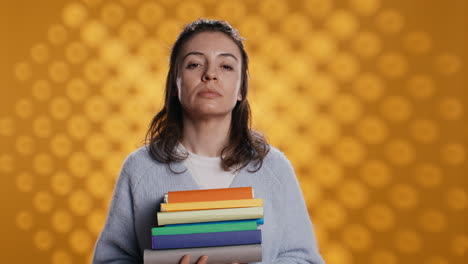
[152,230,262,249]
[165,187,253,203]
[157,207,264,226]
[160,198,263,212]
[152,219,263,236]
[143,244,262,264]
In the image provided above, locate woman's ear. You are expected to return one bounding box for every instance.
[237,91,242,101]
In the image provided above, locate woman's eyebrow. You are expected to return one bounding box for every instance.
[182,51,238,62]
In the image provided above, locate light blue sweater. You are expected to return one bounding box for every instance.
[92,145,325,264]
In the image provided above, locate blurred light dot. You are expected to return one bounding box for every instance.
[47,24,68,45]
[380,96,412,122]
[52,209,74,233]
[419,209,446,233]
[328,52,360,82]
[84,95,111,122]
[101,3,126,28]
[438,97,463,120]
[451,235,468,256]
[352,72,385,101]
[86,171,112,199]
[83,59,109,84]
[352,30,381,59]
[410,119,439,143]
[360,159,391,187]
[311,114,340,145]
[13,62,32,82]
[51,250,73,264]
[389,183,419,210]
[305,31,338,62]
[385,139,415,166]
[338,180,368,209]
[313,157,343,187]
[101,78,129,103]
[68,152,92,178]
[342,224,372,251]
[50,133,72,158]
[66,115,91,139]
[404,31,432,54]
[425,255,449,264]
[175,1,205,22]
[49,96,72,120]
[63,2,88,28]
[138,2,164,26]
[15,135,35,155]
[326,9,359,40]
[316,200,347,229]
[0,154,15,173]
[65,42,89,65]
[87,209,106,236]
[309,73,338,103]
[301,179,323,205]
[406,74,436,99]
[69,190,93,216]
[34,230,54,250]
[48,60,70,83]
[156,19,184,45]
[81,20,109,47]
[50,171,73,196]
[30,43,50,63]
[322,242,353,264]
[32,116,53,138]
[356,116,388,144]
[66,78,90,102]
[376,9,404,34]
[82,0,103,6]
[434,53,461,75]
[33,153,55,175]
[119,21,146,47]
[85,133,112,160]
[446,187,467,211]
[441,142,465,165]
[0,117,15,136]
[330,94,362,123]
[333,137,366,166]
[394,230,422,253]
[32,80,52,101]
[33,191,55,213]
[16,171,34,192]
[69,229,92,254]
[369,250,397,264]
[214,0,246,25]
[16,210,34,230]
[349,0,381,16]
[99,38,128,65]
[378,52,408,79]
[365,204,395,231]
[413,163,442,188]
[120,0,140,6]
[303,0,333,19]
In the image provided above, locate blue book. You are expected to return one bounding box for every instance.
[152,230,262,249]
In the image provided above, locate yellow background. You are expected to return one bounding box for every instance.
[1,0,466,263]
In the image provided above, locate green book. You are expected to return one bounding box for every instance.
[152,219,263,236]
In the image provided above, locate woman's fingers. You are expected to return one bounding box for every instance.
[196,255,208,264]
[179,255,191,264]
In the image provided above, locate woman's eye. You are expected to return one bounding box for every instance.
[222,64,234,70]
[187,63,201,69]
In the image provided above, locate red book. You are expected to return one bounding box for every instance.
[166,187,253,203]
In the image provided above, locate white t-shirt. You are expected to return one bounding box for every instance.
[179,145,237,189]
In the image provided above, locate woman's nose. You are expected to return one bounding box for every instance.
[202,65,217,81]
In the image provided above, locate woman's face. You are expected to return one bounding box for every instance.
[176,31,242,120]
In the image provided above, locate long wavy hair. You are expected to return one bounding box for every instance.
[145,19,269,172]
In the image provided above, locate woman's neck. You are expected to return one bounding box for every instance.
[181,114,231,157]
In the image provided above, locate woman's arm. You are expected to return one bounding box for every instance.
[92,166,142,263]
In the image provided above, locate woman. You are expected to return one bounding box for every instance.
[93,19,324,264]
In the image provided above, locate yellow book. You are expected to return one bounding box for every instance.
[160,198,263,212]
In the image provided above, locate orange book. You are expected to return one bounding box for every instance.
[166,187,253,203]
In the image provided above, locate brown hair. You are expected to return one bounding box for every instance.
[145,18,269,172]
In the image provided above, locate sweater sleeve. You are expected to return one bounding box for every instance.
[273,153,325,264]
[92,162,142,264]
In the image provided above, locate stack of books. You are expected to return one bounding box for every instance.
[144,187,264,264]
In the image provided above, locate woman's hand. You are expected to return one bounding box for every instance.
[179,255,208,264]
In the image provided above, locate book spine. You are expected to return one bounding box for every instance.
[152,219,259,236]
[160,198,263,212]
[143,244,262,264]
[152,230,262,249]
[167,187,253,203]
[157,207,264,226]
